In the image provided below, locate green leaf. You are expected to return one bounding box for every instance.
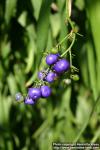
[59,6,68,49]
[5,0,17,24]
[0,94,12,125]
[46,29,53,50]
[14,64,26,93]
[37,0,52,52]
[25,39,36,73]
[25,24,36,73]
[25,69,38,87]
[75,0,85,10]
[80,45,89,87]
[50,13,61,38]
[1,41,11,59]
[57,0,65,12]
[7,74,18,95]
[17,11,27,27]
[58,87,73,120]
[26,24,36,40]
[86,0,100,95]
[76,94,91,125]
[31,0,42,20]
[87,41,98,99]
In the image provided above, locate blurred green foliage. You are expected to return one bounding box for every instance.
[0,0,100,149]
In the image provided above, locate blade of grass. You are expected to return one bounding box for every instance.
[37,0,52,52]
[73,94,100,142]
[86,0,100,96]
[31,0,42,20]
[87,41,97,99]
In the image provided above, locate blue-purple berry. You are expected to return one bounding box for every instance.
[38,71,44,80]
[41,85,51,98]
[46,72,57,83]
[46,54,59,65]
[28,88,41,100]
[53,59,70,73]
[24,97,35,105]
[15,93,22,101]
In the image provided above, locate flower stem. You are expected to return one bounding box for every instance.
[69,50,72,66]
[61,33,76,57]
[68,17,74,29]
[56,32,71,48]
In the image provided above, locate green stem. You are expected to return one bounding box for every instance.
[69,50,72,66]
[68,17,74,29]
[73,94,100,142]
[66,0,72,17]
[56,18,74,49]
[61,33,76,57]
[56,33,71,48]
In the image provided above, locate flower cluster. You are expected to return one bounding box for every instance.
[15,53,70,105]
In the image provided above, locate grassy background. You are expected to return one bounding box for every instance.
[0,0,100,149]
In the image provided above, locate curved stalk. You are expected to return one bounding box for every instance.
[56,32,71,48]
[61,33,76,57]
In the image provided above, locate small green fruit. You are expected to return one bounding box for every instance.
[70,74,79,81]
[51,48,58,54]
